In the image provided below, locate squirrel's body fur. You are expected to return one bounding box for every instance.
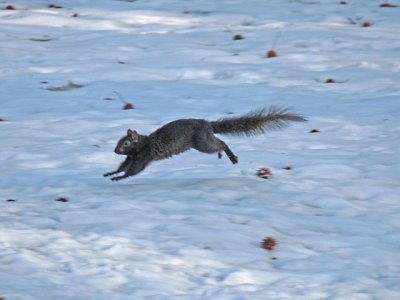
[104,107,306,181]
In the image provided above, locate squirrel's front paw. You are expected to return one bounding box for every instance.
[104,171,120,177]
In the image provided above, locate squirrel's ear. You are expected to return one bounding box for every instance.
[128,129,139,141]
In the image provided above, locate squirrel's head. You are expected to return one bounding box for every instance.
[114,129,142,155]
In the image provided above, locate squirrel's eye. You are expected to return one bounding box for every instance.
[124,141,131,147]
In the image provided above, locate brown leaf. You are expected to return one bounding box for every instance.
[30,37,55,42]
[233,34,244,41]
[266,50,278,58]
[257,168,272,179]
[380,3,397,7]
[48,4,63,8]
[123,102,135,110]
[47,81,83,91]
[261,237,277,251]
[309,129,320,133]
[55,197,68,202]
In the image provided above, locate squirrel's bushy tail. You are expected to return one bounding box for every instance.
[211,107,306,136]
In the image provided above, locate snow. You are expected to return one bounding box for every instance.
[1,0,400,299]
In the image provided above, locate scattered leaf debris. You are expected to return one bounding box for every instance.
[48,4,63,9]
[123,102,135,110]
[233,34,244,41]
[46,81,84,92]
[109,91,136,110]
[380,3,397,7]
[257,168,272,179]
[55,197,69,202]
[362,21,372,27]
[30,36,55,42]
[347,17,358,25]
[261,237,277,251]
[266,50,278,58]
[183,10,210,15]
[315,78,348,84]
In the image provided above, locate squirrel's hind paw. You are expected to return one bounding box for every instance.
[230,155,238,164]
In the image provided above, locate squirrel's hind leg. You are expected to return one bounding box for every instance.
[193,135,238,164]
[223,145,238,164]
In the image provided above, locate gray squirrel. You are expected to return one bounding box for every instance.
[104,107,306,181]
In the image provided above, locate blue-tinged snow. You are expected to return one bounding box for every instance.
[1,0,400,299]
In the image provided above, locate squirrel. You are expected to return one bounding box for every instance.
[104,107,306,181]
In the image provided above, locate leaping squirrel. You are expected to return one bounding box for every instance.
[104,107,306,181]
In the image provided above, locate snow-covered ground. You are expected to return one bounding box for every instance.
[1,0,400,299]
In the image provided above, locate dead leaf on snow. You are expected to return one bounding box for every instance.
[30,36,55,42]
[46,81,84,92]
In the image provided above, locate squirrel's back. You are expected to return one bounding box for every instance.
[148,119,211,160]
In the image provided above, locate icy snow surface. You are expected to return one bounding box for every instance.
[1,0,400,299]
